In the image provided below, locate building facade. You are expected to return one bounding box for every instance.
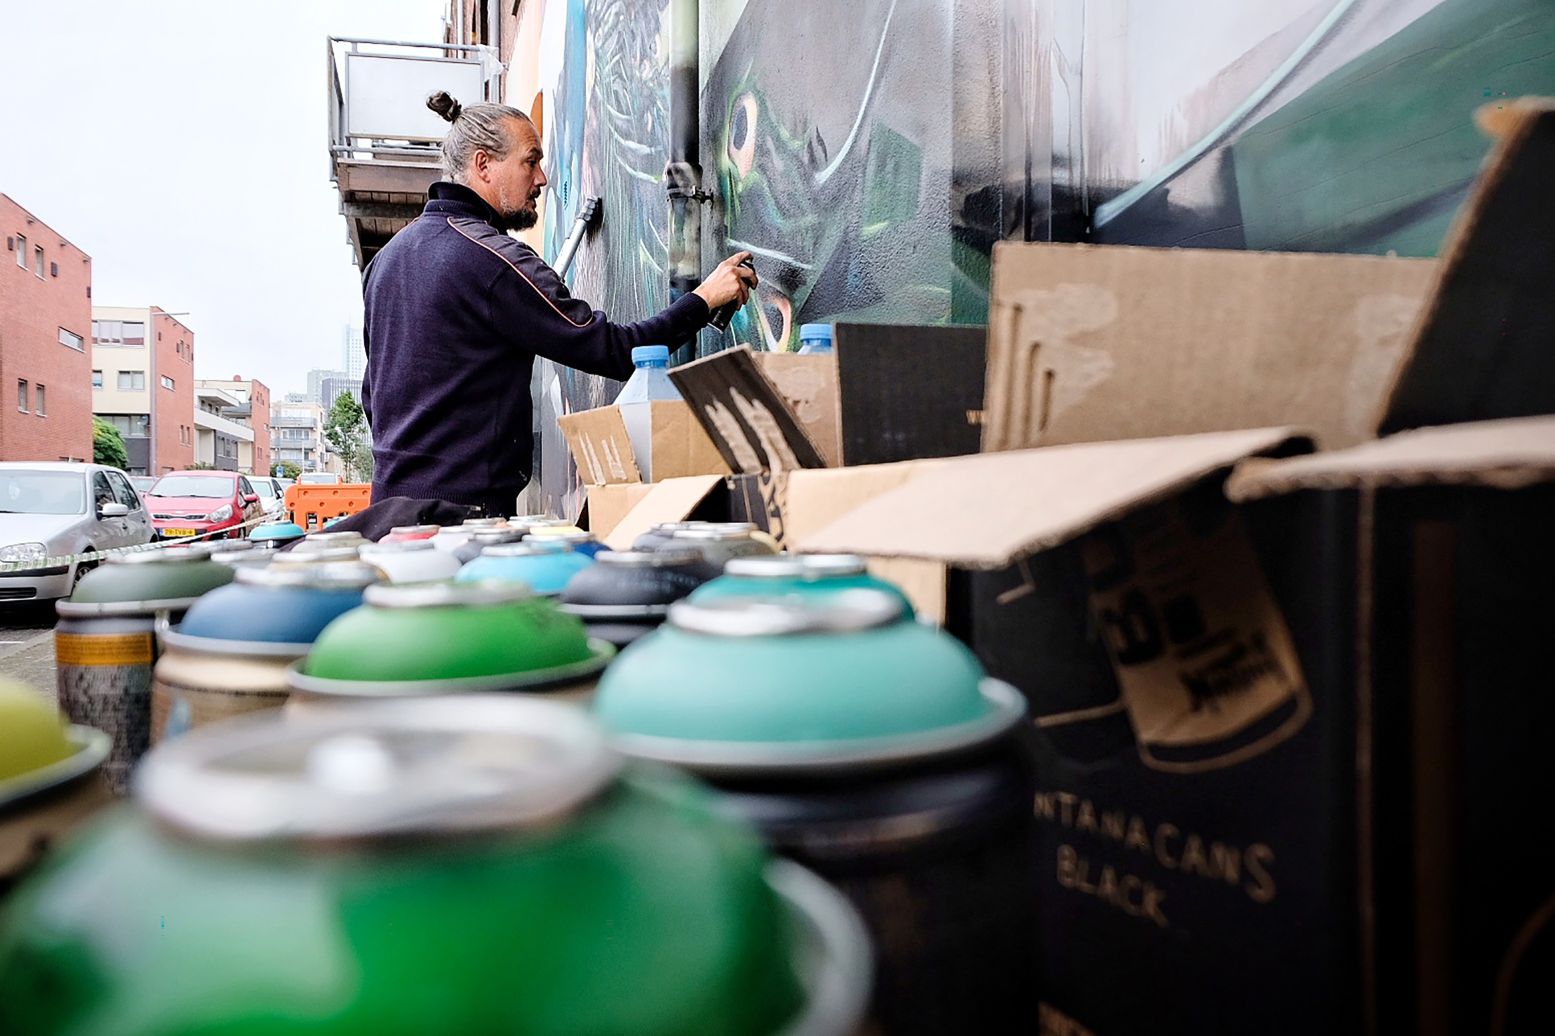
[270,401,329,474]
[0,195,93,463]
[211,377,272,476]
[342,326,366,382]
[193,383,254,472]
[91,305,196,474]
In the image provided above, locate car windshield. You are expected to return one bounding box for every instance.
[299,474,338,484]
[148,475,235,499]
[253,481,277,500]
[0,471,86,515]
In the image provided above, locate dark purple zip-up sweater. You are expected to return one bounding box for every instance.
[361,182,710,515]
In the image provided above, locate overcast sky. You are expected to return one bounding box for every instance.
[0,0,447,399]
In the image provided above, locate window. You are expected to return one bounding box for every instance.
[117,371,146,391]
[103,414,149,437]
[33,245,44,278]
[106,472,141,511]
[160,375,175,391]
[17,379,27,412]
[58,328,83,351]
[34,385,45,416]
[239,477,254,497]
[91,370,103,389]
[14,235,24,268]
[91,473,114,510]
[92,320,145,346]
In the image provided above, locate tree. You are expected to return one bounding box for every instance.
[324,391,373,483]
[188,462,216,470]
[92,417,128,470]
[274,460,302,480]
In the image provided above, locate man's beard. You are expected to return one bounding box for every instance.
[497,186,539,230]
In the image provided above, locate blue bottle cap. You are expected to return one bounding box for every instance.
[798,324,833,343]
[631,345,670,364]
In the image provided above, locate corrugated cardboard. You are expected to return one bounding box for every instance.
[981,244,1437,453]
[557,401,728,485]
[668,347,836,473]
[793,427,1307,567]
[599,474,725,551]
[1379,100,1555,436]
[583,483,655,537]
[1228,415,1555,499]
[670,327,988,477]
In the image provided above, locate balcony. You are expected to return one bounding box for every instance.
[328,36,492,267]
[195,407,255,444]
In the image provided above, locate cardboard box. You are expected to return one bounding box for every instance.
[669,323,987,476]
[558,400,729,485]
[671,323,985,550]
[594,474,730,552]
[1227,416,1555,1036]
[789,100,1555,1035]
[581,483,654,537]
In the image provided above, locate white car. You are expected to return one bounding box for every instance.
[298,472,341,485]
[250,476,286,516]
[0,462,153,603]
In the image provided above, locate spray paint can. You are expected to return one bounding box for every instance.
[53,548,235,794]
[151,561,381,741]
[707,256,756,332]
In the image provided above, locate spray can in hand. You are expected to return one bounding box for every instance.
[707,256,756,333]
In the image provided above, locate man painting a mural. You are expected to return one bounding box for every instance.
[359,92,758,516]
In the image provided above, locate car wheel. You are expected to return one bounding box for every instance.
[70,561,94,593]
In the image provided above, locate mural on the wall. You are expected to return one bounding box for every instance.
[1023,0,1555,254]
[699,0,962,353]
[521,0,1553,516]
[534,0,674,516]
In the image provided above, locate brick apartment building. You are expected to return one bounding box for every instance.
[196,377,271,475]
[92,306,196,474]
[225,377,271,476]
[0,195,93,462]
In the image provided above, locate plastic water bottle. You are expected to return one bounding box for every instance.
[797,323,834,355]
[615,345,682,481]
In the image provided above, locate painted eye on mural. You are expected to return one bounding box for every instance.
[727,93,758,179]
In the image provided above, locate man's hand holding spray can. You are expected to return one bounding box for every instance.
[697,253,759,333]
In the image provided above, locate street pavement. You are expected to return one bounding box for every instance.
[0,603,59,705]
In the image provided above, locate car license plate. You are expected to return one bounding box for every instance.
[161,528,197,539]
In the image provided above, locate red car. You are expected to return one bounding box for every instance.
[144,471,263,542]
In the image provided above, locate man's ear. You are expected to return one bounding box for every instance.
[470,149,489,183]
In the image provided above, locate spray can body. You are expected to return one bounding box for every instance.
[707,257,756,332]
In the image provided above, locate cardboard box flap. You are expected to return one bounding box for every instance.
[669,346,831,473]
[981,243,1438,453]
[558,408,642,485]
[646,400,732,480]
[601,475,724,551]
[1380,100,1555,436]
[793,426,1308,569]
[1227,415,1555,501]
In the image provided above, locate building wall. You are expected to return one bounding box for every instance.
[91,305,152,421]
[0,195,93,463]
[271,402,327,473]
[246,379,271,476]
[498,0,1555,514]
[152,311,195,474]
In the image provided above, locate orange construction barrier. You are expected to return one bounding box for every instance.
[284,484,372,531]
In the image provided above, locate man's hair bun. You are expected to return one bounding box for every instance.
[427,91,463,123]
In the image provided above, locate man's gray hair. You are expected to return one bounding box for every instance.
[426,91,532,182]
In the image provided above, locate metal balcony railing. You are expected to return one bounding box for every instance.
[327,36,492,168]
